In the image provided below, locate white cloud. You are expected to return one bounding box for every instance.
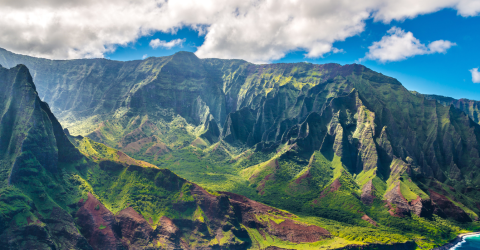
[142,54,148,59]
[0,0,477,62]
[471,68,480,83]
[364,27,456,62]
[149,38,185,49]
[332,48,345,54]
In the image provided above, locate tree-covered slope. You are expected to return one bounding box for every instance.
[2,49,480,248]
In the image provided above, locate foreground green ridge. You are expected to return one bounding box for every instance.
[2,49,480,249]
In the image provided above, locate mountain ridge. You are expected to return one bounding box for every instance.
[2,48,480,249]
[0,63,350,249]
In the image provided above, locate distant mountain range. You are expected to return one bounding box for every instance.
[1,47,480,249]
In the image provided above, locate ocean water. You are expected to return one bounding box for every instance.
[452,234,480,249]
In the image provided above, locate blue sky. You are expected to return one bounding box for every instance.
[107,9,480,100]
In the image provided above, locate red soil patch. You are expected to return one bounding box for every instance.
[75,193,120,250]
[295,170,311,184]
[121,128,147,147]
[385,203,401,217]
[145,142,169,160]
[330,178,341,192]
[158,216,179,236]
[116,150,138,165]
[396,185,408,203]
[117,207,145,223]
[212,143,219,152]
[410,196,422,206]
[190,138,206,147]
[256,173,274,195]
[384,183,412,217]
[26,216,34,225]
[115,207,153,247]
[361,214,378,226]
[317,178,342,202]
[221,191,290,217]
[250,159,279,181]
[268,219,330,243]
[123,137,154,154]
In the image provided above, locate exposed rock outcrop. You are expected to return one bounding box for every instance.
[76,193,122,250]
[429,190,472,222]
[361,180,376,206]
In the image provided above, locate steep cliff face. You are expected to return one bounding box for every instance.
[0,65,90,249]
[2,49,480,248]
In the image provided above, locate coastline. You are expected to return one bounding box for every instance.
[433,232,480,250]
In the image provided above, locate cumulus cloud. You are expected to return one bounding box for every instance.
[142,54,148,59]
[471,68,480,83]
[0,0,478,62]
[149,38,185,49]
[364,27,456,62]
[332,48,345,54]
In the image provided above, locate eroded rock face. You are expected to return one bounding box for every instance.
[384,184,433,218]
[76,193,122,250]
[429,190,472,222]
[361,180,375,206]
[224,192,331,243]
[115,207,153,248]
[154,216,180,247]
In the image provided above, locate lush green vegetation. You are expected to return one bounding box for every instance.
[3,50,480,249]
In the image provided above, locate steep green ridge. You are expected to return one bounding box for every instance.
[0,64,90,249]
[2,49,480,248]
